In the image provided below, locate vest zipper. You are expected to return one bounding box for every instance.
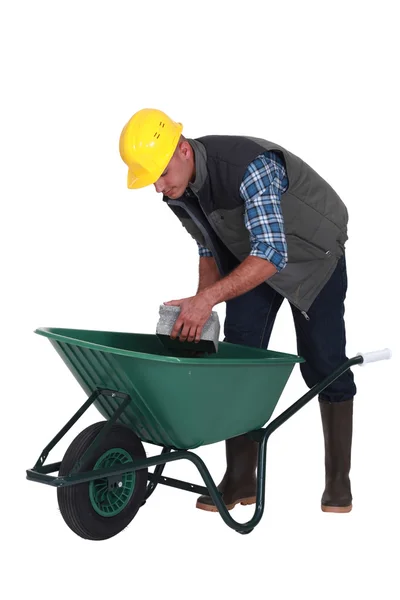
[301,311,310,321]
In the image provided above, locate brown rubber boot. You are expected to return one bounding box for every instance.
[196,434,258,512]
[320,398,353,513]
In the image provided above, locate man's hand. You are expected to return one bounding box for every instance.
[164,293,214,342]
[164,256,277,343]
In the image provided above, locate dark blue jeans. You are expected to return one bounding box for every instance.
[224,255,356,402]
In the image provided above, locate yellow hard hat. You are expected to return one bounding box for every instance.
[119,108,183,189]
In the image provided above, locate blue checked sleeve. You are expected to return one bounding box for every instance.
[239,151,288,271]
[197,241,213,257]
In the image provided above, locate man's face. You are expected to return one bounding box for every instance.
[153,140,194,199]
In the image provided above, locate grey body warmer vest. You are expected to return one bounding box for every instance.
[163,135,349,316]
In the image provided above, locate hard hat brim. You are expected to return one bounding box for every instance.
[127,167,161,189]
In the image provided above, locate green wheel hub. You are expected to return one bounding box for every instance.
[89,448,136,517]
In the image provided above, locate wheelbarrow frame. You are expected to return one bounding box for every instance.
[26,355,364,534]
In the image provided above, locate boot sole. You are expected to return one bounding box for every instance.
[321,504,352,513]
[196,496,256,512]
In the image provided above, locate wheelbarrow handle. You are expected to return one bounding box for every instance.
[356,348,392,365]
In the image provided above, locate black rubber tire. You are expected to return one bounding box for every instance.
[57,422,147,541]
[239,529,254,535]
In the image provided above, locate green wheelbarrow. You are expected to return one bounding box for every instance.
[26,327,391,540]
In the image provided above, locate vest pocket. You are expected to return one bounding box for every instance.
[286,233,332,262]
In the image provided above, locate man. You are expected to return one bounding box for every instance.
[119,108,356,514]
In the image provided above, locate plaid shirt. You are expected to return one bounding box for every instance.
[197,151,288,271]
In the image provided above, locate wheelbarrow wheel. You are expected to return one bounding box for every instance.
[57,422,147,541]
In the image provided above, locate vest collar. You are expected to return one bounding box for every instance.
[187,139,207,195]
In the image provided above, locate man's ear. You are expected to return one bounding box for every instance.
[180,140,192,159]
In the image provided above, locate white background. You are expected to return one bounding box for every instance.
[1,1,399,598]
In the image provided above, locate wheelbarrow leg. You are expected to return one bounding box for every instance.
[183,436,269,534]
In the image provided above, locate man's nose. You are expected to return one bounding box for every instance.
[154,179,163,193]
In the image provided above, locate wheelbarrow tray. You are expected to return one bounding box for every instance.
[35,327,304,450]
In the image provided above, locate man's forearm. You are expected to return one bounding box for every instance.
[197,256,221,293]
[202,256,277,305]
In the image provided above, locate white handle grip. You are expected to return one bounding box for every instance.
[356,348,392,365]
